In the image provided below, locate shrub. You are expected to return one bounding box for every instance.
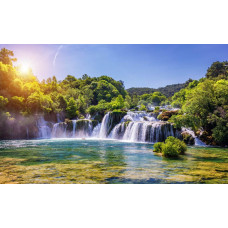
[139,104,147,111]
[165,136,187,155]
[153,142,164,152]
[153,136,187,158]
[161,142,179,158]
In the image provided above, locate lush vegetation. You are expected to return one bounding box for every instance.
[127,79,192,97]
[154,136,187,158]
[0,48,227,146]
[0,48,132,121]
[169,61,228,146]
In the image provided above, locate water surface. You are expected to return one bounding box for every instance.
[0,139,227,184]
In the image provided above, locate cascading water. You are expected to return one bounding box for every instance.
[111,120,179,143]
[123,111,157,122]
[182,128,206,146]
[37,116,52,139]
[36,111,206,146]
[52,119,95,138]
[72,120,76,137]
[99,112,112,138]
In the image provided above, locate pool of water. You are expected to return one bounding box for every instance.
[0,139,227,184]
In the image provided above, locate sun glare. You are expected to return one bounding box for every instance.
[20,63,30,74]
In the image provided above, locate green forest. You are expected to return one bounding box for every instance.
[0,48,227,146]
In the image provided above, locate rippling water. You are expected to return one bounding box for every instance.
[0,139,227,184]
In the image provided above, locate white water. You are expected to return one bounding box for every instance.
[52,119,94,138]
[36,111,206,146]
[182,128,206,146]
[72,120,76,137]
[111,120,178,143]
[99,112,112,138]
[37,116,52,139]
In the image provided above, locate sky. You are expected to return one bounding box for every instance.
[1,44,228,89]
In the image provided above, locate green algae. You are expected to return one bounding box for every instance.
[0,139,227,184]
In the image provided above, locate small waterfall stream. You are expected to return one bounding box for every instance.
[72,120,76,137]
[37,116,52,139]
[182,128,206,146]
[99,112,112,138]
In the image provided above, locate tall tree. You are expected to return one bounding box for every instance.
[0,48,17,65]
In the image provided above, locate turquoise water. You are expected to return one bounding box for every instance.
[0,139,227,184]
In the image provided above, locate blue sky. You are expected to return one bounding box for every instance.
[1,44,228,88]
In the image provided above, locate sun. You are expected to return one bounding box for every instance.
[19,63,30,74]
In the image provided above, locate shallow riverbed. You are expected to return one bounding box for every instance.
[0,139,227,184]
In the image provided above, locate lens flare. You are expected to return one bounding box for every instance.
[20,64,30,74]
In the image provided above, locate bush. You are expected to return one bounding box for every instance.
[153,142,164,152]
[162,142,179,158]
[153,136,187,158]
[165,136,187,155]
[139,104,147,111]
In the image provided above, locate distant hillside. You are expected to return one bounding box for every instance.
[127,79,193,97]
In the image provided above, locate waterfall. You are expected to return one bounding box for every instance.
[182,128,206,146]
[114,121,177,143]
[52,122,67,138]
[91,123,101,137]
[72,120,76,137]
[37,116,52,139]
[99,112,112,138]
[35,111,205,146]
[52,119,95,138]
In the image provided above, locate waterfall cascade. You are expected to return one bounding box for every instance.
[35,111,205,145]
[181,128,206,146]
[51,119,95,138]
[99,112,112,138]
[110,111,180,143]
[37,116,52,139]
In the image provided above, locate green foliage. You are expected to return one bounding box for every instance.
[56,94,67,111]
[154,136,187,158]
[139,104,147,111]
[0,48,227,146]
[206,61,228,79]
[165,136,187,155]
[161,142,179,158]
[0,96,8,109]
[0,48,17,65]
[153,142,163,152]
[9,96,24,111]
[110,95,125,110]
[138,92,166,107]
[127,79,193,97]
[170,64,228,145]
[66,97,78,119]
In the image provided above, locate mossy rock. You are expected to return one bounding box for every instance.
[157,110,179,121]
[93,113,104,122]
[181,132,195,145]
[108,111,127,135]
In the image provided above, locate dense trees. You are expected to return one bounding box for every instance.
[0,48,227,146]
[170,63,228,146]
[0,48,17,65]
[0,48,130,121]
[206,61,228,79]
[127,79,192,98]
